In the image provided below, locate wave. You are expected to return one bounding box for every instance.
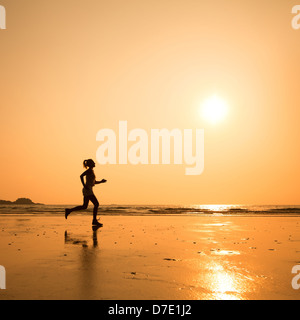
[0,204,299,216]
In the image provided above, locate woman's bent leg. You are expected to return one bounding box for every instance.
[70,196,90,212]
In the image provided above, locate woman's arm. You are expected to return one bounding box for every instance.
[80,170,88,188]
[95,179,107,185]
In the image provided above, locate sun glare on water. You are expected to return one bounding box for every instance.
[201,95,228,124]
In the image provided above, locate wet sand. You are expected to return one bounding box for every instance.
[0,214,300,300]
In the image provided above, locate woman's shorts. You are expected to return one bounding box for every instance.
[82,187,94,197]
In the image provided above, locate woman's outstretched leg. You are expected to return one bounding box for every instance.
[65,196,89,219]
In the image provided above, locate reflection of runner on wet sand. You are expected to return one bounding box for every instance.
[64,227,101,299]
[64,226,99,248]
[65,159,107,227]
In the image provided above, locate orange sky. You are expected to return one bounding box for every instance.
[0,0,299,205]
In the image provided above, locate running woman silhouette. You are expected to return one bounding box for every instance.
[65,159,107,226]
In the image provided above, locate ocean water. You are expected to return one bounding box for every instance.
[0,204,299,216]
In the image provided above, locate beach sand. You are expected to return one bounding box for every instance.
[0,214,300,300]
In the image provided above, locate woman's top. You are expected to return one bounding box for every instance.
[82,169,96,196]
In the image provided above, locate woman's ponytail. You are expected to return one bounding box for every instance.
[83,160,88,168]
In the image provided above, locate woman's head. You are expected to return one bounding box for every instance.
[83,159,95,169]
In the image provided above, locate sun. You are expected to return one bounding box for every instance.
[200,95,228,124]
